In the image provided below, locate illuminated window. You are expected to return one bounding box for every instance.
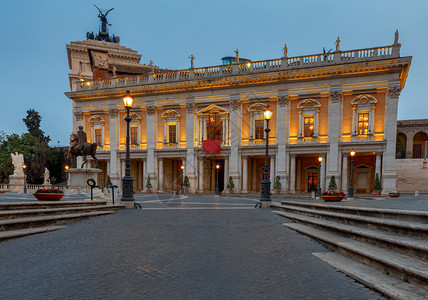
[255,119,264,140]
[168,124,177,144]
[207,112,222,141]
[130,127,138,145]
[304,117,314,137]
[95,128,102,145]
[358,113,369,135]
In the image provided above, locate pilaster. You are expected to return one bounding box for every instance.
[185,101,197,193]
[146,105,156,191]
[327,90,342,183]
[276,94,289,191]
[229,95,241,191]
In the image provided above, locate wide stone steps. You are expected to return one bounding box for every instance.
[272,201,428,299]
[274,210,428,261]
[0,201,125,241]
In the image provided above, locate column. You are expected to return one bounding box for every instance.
[270,155,275,191]
[327,90,341,184]
[109,109,120,185]
[229,96,241,192]
[158,158,164,192]
[186,102,197,193]
[382,86,400,194]
[242,156,248,193]
[199,158,204,192]
[289,154,296,193]
[224,156,229,187]
[375,152,382,178]
[341,153,348,191]
[320,154,325,190]
[146,105,156,191]
[276,95,288,191]
[142,158,146,190]
[405,133,413,158]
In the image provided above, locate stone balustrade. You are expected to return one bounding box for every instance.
[75,44,399,92]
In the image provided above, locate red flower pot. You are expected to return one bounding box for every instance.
[389,193,400,198]
[321,195,344,202]
[33,193,64,201]
[228,190,233,194]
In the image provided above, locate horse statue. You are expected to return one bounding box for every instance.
[68,133,98,168]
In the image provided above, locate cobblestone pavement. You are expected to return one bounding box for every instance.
[0,194,385,300]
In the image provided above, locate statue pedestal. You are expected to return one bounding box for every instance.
[65,168,102,195]
[9,175,24,193]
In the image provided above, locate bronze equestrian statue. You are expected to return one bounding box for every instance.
[68,126,98,168]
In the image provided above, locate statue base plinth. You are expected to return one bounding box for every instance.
[9,175,25,193]
[65,168,102,195]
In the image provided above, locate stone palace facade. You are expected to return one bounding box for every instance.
[65,36,411,195]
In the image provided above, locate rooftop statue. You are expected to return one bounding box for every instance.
[394,29,399,44]
[94,4,114,34]
[188,55,195,69]
[282,44,288,58]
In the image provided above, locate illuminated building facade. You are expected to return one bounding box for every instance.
[65,36,411,195]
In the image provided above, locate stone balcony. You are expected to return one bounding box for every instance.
[74,44,400,92]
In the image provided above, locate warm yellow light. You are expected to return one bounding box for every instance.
[216,164,220,170]
[122,90,134,109]
[350,150,356,157]
[247,62,251,68]
[22,164,27,169]
[181,165,185,170]
[65,165,69,170]
[318,156,323,162]
[264,109,273,120]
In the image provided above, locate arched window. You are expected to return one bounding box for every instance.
[351,95,377,141]
[396,133,407,159]
[248,102,269,144]
[129,112,142,148]
[161,109,181,147]
[297,99,321,142]
[412,132,428,158]
[88,115,105,150]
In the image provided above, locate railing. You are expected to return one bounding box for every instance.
[75,44,399,92]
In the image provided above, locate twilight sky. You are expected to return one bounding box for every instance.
[0,0,426,146]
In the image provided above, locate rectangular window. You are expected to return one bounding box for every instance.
[130,127,138,145]
[207,113,222,141]
[95,128,102,145]
[358,113,369,135]
[255,119,264,140]
[304,117,314,137]
[168,124,177,144]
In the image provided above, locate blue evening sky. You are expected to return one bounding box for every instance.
[0,0,426,146]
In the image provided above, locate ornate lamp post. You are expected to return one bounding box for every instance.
[180,165,185,195]
[215,163,220,196]
[316,156,323,199]
[260,109,273,207]
[22,164,27,194]
[348,150,356,199]
[121,91,135,208]
[65,165,69,189]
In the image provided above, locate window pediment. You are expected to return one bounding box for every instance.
[162,109,181,121]
[351,94,377,109]
[197,104,230,116]
[248,102,269,118]
[297,99,321,112]
[89,115,105,126]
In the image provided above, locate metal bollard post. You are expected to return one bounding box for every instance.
[109,185,118,205]
[87,178,98,201]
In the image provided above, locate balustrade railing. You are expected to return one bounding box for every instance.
[75,44,399,92]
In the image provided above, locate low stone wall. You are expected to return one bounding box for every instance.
[396,159,428,192]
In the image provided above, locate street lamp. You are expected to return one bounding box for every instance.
[215,163,220,196]
[260,109,273,206]
[348,150,356,199]
[316,156,323,199]
[121,90,135,207]
[180,165,185,195]
[22,164,27,194]
[65,165,69,189]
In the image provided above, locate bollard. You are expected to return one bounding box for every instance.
[415,191,419,197]
[311,191,315,199]
[109,185,118,205]
[87,178,98,201]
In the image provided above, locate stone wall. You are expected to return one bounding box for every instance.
[395,159,428,192]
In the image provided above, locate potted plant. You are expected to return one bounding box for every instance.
[274,176,282,194]
[183,175,190,194]
[373,173,381,195]
[227,176,234,194]
[389,191,400,198]
[145,175,152,193]
[321,175,344,202]
[106,175,112,193]
[33,188,64,201]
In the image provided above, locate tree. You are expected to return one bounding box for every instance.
[22,109,50,144]
[327,175,338,191]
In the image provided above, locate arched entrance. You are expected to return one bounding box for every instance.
[413,132,428,158]
[396,133,406,159]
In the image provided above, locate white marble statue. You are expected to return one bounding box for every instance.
[11,152,24,176]
[44,167,50,183]
[335,36,341,51]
